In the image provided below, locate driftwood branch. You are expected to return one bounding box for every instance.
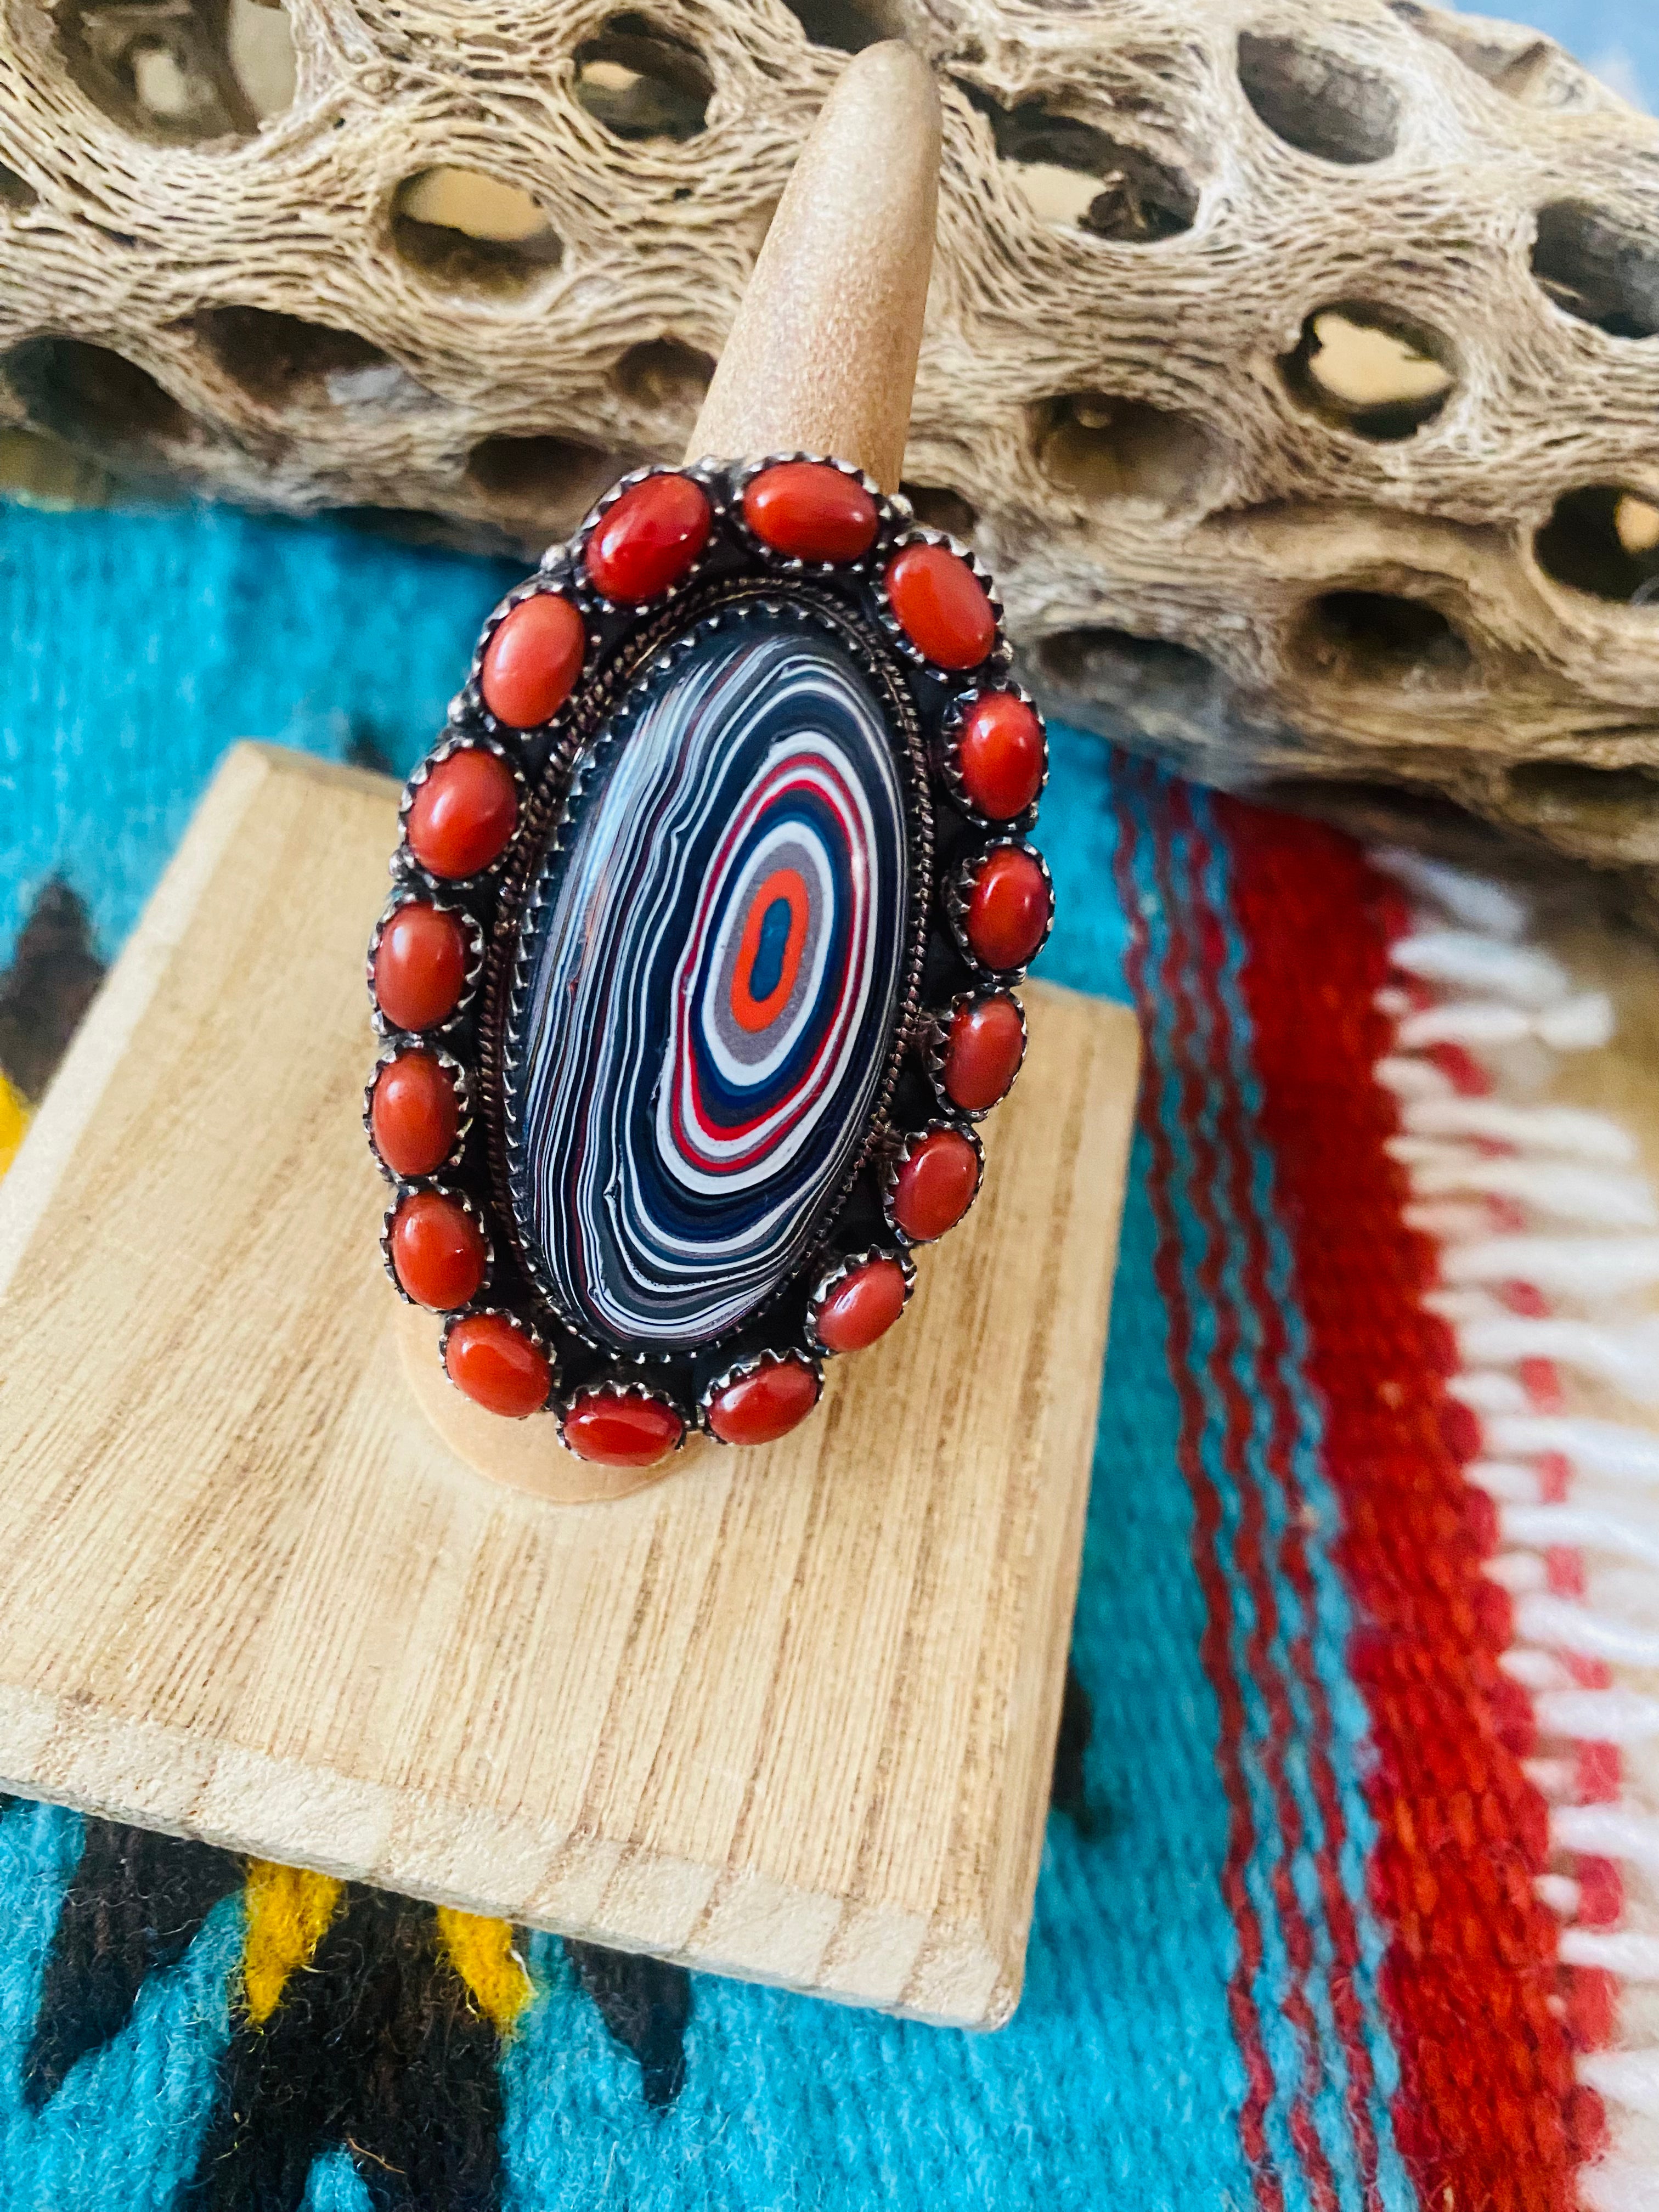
[2,0,1657,909]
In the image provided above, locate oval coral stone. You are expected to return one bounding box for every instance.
[390,1189,487,1310]
[707,1357,821,1446]
[445,1313,550,1418]
[407,749,518,880]
[586,473,712,601]
[563,1390,684,1468]
[813,1257,909,1353]
[892,1128,980,1242]
[373,903,469,1031]
[743,462,879,563]
[943,994,1025,1113]
[371,1049,460,1178]
[479,594,585,729]
[956,692,1045,820]
[885,543,996,670]
[965,847,1051,971]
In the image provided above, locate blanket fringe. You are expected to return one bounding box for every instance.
[1371,851,1659,2212]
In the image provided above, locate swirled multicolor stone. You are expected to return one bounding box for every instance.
[504,608,911,1351]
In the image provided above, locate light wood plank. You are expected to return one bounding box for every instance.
[0,742,1138,2026]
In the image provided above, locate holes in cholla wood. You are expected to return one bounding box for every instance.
[1032,392,1222,510]
[466,432,634,533]
[52,0,294,143]
[224,0,292,117]
[776,0,900,53]
[1505,760,1659,859]
[1251,775,1480,853]
[902,482,978,539]
[0,163,37,212]
[613,336,714,415]
[0,426,113,507]
[1033,624,1227,727]
[572,15,713,143]
[1388,1,1582,108]
[1295,589,1477,693]
[1536,486,1659,607]
[1280,302,1455,442]
[1533,202,1659,341]
[193,304,428,413]
[958,83,1198,242]
[1236,31,1401,165]
[392,169,562,297]
[4,336,192,467]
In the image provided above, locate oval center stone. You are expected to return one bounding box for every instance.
[503,610,912,1352]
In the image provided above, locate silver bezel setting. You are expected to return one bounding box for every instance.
[938,679,1049,832]
[873,527,1013,680]
[804,1245,917,1357]
[557,1374,689,1459]
[723,452,896,579]
[943,839,1056,982]
[439,1306,557,1415]
[395,731,529,894]
[697,1347,825,1442]
[463,564,598,744]
[920,988,1029,1122]
[570,459,726,617]
[363,1038,473,1181]
[366,889,487,1039]
[881,1120,986,1247]
[380,1181,494,1311]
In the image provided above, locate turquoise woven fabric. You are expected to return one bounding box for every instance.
[0,506,516,970]
[0,4,1649,2168]
[0,498,1296,2209]
[0,478,1585,2212]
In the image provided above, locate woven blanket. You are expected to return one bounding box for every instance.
[0,500,1657,2212]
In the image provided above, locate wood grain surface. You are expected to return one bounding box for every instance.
[0,743,1138,2025]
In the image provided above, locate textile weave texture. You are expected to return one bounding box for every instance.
[0,498,1655,2211]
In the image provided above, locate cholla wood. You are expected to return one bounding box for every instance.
[0,743,1138,2025]
[1,0,1658,900]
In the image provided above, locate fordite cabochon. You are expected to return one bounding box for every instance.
[367,457,1051,1470]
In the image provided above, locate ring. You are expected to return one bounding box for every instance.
[365,456,1052,1469]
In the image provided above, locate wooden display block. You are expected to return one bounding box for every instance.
[0,744,1138,2027]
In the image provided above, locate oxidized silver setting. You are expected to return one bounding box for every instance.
[804,1245,917,1357]
[365,456,1050,1454]
[696,1346,826,1443]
